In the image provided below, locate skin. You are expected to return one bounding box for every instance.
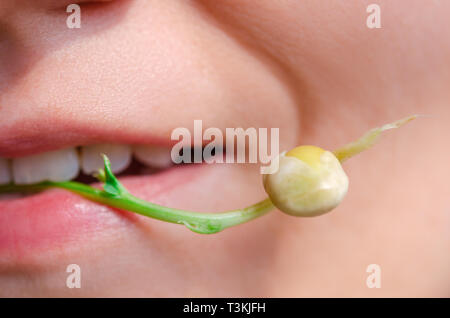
[0,0,449,297]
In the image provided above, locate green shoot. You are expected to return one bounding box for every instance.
[0,155,274,234]
[0,115,418,234]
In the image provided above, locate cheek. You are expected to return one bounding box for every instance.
[199,0,450,111]
[0,0,300,150]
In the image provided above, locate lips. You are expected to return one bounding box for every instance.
[0,114,213,263]
[0,159,208,264]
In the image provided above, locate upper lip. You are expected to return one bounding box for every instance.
[0,116,182,158]
[0,110,235,159]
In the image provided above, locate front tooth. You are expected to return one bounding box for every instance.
[0,158,12,185]
[134,145,173,168]
[12,148,80,185]
[81,144,131,174]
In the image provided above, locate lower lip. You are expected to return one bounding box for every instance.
[0,164,204,262]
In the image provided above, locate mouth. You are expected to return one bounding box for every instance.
[0,142,213,262]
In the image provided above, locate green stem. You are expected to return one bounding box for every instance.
[0,156,274,234]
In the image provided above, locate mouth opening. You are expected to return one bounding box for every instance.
[0,145,221,200]
[72,155,170,184]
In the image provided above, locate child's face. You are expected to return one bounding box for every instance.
[0,0,449,296]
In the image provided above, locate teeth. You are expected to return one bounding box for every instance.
[81,144,131,174]
[0,158,12,185]
[12,148,79,185]
[3,143,173,187]
[133,145,173,169]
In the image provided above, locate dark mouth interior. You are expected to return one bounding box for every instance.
[72,158,167,184]
[72,146,216,184]
[0,147,220,197]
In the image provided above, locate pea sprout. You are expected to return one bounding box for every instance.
[0,115,417,234]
